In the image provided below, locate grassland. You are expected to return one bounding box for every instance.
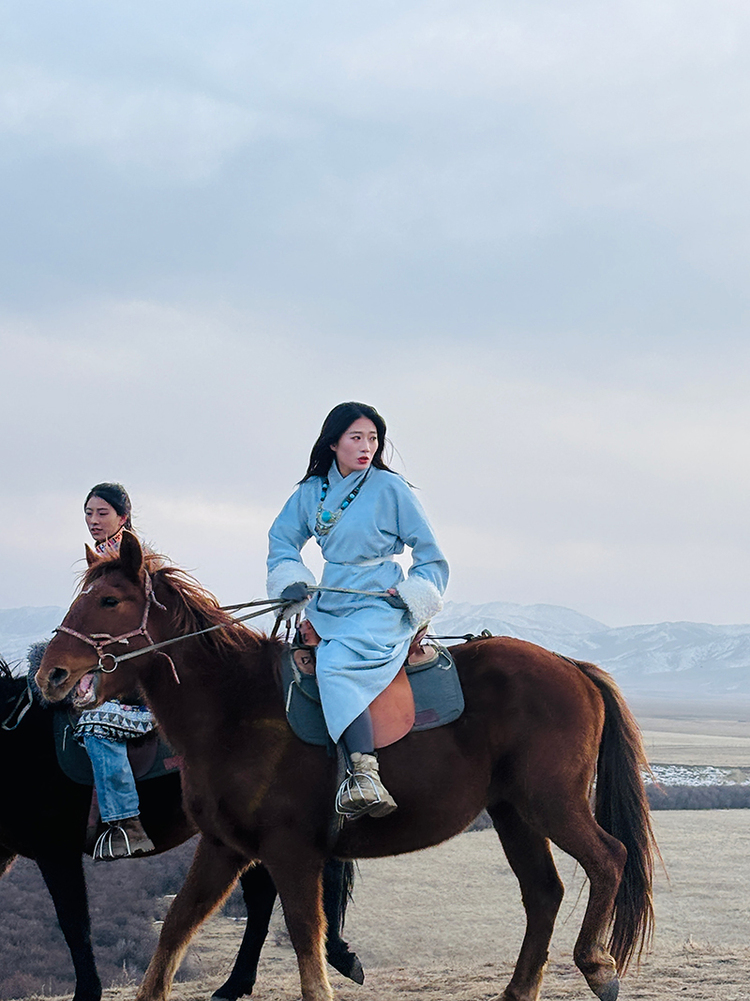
[8,696,750,1000]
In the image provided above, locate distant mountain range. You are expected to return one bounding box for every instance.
[4,601,750,698]
[0,606,65,669]
[432,601,750,697]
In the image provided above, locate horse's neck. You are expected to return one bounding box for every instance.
[137,635,281,756]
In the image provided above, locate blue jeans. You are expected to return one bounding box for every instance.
[83,734,140,823]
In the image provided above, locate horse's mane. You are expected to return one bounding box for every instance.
[80,551,263,657]
[0,654,28,704]
[0,656,12,682]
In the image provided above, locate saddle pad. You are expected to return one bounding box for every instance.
[53,711,182,786]
[280,644,464,748]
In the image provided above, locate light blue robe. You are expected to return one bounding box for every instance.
[267,464,449,743]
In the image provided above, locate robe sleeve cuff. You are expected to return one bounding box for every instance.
[266,560,317,599]
[396,575,443,628]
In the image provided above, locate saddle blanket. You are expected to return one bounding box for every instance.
[53,710,182,786]
[281,642,465,749]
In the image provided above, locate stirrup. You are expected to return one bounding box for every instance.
[93,818,154,861]
[335,755,397,820]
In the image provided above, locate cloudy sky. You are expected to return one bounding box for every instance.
[1,0,749,626]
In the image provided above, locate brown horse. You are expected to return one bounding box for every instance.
[36,532,656,1001]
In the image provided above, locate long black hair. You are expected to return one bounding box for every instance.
[84,482,133,530]
[301,402,393,481]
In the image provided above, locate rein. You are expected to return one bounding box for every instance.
[263,585,492,644]
[52,573,488,686]
[53,574,287,681]
[1,677,33,731]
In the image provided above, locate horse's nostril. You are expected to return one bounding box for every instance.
[49,667,70,688]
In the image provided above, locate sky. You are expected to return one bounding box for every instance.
[1,0,749,626]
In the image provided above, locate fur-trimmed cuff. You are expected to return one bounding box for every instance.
[266,560,317,599]
[396,575,443,627]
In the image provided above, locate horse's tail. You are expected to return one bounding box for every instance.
[574,659,657,974]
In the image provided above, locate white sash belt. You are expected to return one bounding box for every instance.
[327,556,395,567]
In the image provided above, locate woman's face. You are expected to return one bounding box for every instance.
[85,496,127,543]
[331,417,379,478]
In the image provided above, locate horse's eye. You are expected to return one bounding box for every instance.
[100,596,119,608]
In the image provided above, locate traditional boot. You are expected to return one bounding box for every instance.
[335,752,397,819]
[93,815,155,861]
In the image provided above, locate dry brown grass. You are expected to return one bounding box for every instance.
[58,811,749,1001]
[18,698,750,1001]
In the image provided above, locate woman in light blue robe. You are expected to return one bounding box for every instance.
[267,402,448,818]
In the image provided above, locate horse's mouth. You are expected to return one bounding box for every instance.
[71,671,99,709]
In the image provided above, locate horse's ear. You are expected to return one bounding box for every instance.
[119,530,144,582]
[85,544,98,566]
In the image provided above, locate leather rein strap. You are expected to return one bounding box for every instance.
[52,575,286,682]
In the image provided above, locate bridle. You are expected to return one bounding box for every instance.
[54,572,168,675]
[52,572,287,684]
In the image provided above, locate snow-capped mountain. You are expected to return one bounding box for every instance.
[432,601,750,697]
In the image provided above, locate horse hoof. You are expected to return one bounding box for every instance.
[329,950,365,984]
[595,978,619,1001]
[346,955,365,985]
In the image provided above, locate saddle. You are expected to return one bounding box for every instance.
[280,641,464,749]
[53,710,182,786]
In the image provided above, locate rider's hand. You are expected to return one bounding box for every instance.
[384,588,408,610]
[280,583,310,603]
[278,582,311,621]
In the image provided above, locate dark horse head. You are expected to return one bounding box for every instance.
[0,655,23,723]
[0,650,63,729]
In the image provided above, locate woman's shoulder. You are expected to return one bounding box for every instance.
[370,467,412,495]
[298,475,325,494]
[280,476,323,508]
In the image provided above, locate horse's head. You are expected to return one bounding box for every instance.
[35,531,161,707]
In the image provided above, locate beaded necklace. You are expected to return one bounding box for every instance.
[315,468,370,537]
[95,527,125,558]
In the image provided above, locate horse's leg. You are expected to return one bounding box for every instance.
[322,858,364,984]
[211,864,277,1001]
[36,853,103,1001]
[488,803,564,1001]
[266,851,332,1001]
[137,836,248,1001]
[210,857,362,999]
[545,807,627,1001]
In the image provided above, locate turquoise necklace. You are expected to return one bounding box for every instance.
[315,468,370,536]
